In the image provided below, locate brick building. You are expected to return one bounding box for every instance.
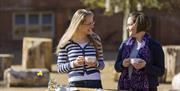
[0,0,180,64]
[0,0,85,64]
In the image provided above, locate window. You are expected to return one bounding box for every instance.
[13,12,54,39]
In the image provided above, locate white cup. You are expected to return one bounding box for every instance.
[85,56,96,63]
[130,58,141,64]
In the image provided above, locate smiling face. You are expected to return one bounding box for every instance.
[127,17,137,37]
[78,15,95,35]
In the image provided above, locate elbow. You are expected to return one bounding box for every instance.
[158,67,165,77]
[114,59,125,72]
[114,68,120,73]
[114,64,123,73]
[98,61,105,70]
[57,65,66,73]
[57,68,64,73]
[101,63,105,70]
[115,68,122,73]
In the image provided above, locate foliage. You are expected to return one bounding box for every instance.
[81,0,180,40]
[81,0,179,13]
[81,0,105,9]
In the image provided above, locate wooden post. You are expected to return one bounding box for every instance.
[0,54,13,80]
[22,37,53,71]
[163,46,180,82]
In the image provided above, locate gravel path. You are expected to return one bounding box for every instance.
[0,61,172,91]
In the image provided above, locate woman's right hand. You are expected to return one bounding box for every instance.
[122,58,130,67]
[73,56,85,67]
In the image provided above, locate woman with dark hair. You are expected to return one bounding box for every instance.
[114,12,165,91]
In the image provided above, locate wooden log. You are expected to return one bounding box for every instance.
[22,37,53,71]
[163,46,180,82]
[0,54,13,80]
[4,68,49,87]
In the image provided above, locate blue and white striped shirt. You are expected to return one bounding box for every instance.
[57,40,104,82]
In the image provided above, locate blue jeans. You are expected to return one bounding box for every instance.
[69,80,102,89]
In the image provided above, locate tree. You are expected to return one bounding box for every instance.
[81,0,177,41]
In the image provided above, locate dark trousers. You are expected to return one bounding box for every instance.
[69,80,102,89]
[149,87,157,91]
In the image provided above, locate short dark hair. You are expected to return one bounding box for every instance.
[128,12,151,33]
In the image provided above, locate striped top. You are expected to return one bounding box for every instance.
[57,40,104,82]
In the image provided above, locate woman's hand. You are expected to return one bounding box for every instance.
[131,59,146,70]
[73,56,85,67]
[122,58,131,67]
[85,59,97,67]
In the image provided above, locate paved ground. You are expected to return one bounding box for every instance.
[0,61,172,91]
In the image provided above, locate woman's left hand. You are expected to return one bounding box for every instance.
[132,59,146,70]
[85,61,97,67]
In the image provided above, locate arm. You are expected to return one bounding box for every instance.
[57,47,72,73]
[96,43,105,70]
[145,41,165,77]
[93,33,105,70]
[114,43,125,72]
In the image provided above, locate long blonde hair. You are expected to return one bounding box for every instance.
[56,9,101,55]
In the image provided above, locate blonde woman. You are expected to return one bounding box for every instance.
[56,9,104,89]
